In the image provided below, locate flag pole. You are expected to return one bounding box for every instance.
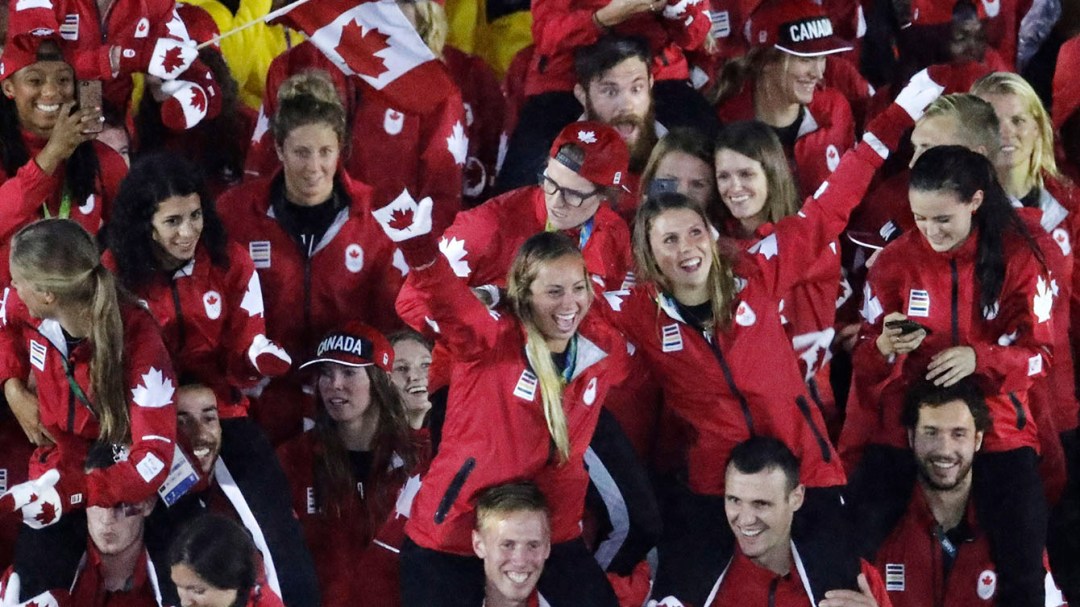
[197,0,314,49]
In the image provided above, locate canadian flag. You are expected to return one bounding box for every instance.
[271,0,454,114]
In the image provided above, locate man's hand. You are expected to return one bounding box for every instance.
[876,312,927,357]
[819,573,879,607]
[926,346,976,386]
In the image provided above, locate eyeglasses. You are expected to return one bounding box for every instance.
[538,172,599,207]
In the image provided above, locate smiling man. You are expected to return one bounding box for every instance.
[472,483,553,607]
[873,379,1067,606]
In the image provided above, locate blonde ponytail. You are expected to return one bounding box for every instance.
[88,265,128,444]
[524,325,571,463]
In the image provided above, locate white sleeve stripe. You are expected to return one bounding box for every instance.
[862,132,890,160]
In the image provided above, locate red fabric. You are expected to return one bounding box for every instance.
[525,0,710,96]
[0,296,176,508]
[0,417,34,572]
[101,243,274,419]
[443,47,506,206]
[7,0,220,122]
[843,226,1053,462]
[707,552,890,606]
[276,432,415,607]
[0,132,126,285]
[1052,35,1080,130]
[598,138,894,496]
[217,172,403,443]
[402,255,631,554]
[270,0,456,115]
[69,546,158,607]
[716,83,855,199]
[874,485,1017,607]
[243,41,464,235]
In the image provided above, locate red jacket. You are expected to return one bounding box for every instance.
[526,0,710,96]
[443,46,506,207]
[7,0,219,120]
[844,226,1053,459]
[703,551,891,607]
[874,485,1066,607]
[243,41,465,234]
[0,133,127,285]
[0,293,176,508]
[276,432,417,607]
[597,135,893,495]
[217,172,402,443]
[101,242,274,419]
[0,417,34,572]
[69,545,160,607]
[716,84,855,199]
[401,254,631,554]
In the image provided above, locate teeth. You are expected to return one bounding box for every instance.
[932,461,957,468]
[194,448,210,457]
[679,259,701,270]
[407,386,426,394]
[507,572,528,584]
[557,313,575,320]
[740,529,763,537]
[36,103,60,112]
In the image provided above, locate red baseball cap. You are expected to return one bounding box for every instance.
[548,121,630,189]
[300,322,394,373]
[0,34,67,82]
[745,0,852,57]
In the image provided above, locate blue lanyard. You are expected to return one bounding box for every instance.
[561,335,578,384]
[546,217,595,251]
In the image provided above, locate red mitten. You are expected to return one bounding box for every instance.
[124,37,197,80]
[607,560,652,607]
[372,189,440,267]
[159,80,209,130]
[862,68,945,158]
[248,334,292,377]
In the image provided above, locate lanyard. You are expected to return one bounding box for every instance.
[58,348,94,412]
[41,185,73,219]
[546,217,595,251]
[560,335,578,384]
[936,525,958,560]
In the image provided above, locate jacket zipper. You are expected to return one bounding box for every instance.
[169,281,187,352]
[702,331,755,435]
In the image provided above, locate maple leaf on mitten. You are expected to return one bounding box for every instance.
[388,208,414,231]
[33,501,57,526]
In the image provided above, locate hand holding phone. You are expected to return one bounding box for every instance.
[77,80,104,134]
[885,319,932,335]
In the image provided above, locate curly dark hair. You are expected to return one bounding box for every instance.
[104,152,228,289]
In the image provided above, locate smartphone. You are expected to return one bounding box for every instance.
[648,178,679,197]
[885,319,932,335]
[77,80,104,134]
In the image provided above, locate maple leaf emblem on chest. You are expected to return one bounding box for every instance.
[446,121,468,165]
[131,367,175,408]
[1033,275,1053,323]
[338,20,391,78]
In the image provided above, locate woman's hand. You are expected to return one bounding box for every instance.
[35,102,102,175]
[875,312,927,357]
[926,346,976,387]
[4,378,53,447]
[595,0,667,27]
[819,573,880,607]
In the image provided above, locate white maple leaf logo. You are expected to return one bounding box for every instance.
[392,248,410,277]
[250,106,270,144]
[603,289,630,312]
[861,283,883,325]
[240,271,265,317]
[446,121,468,166]
[792,328,836,380]
[578,130,597,144]
[747,234,778,259]
[439,237,471,277]
[1033,275,1053,323]
[131,367,176,409]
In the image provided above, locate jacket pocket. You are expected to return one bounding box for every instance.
[434,457,476,524]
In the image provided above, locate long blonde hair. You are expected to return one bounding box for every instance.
[11,219,128,443]
[506,233,592,464]
[971,72,1059,188]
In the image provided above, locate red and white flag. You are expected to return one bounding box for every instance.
[271,0,454,114]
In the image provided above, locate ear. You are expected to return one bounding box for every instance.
[969,189,984,214]
[275,143,285,163]
[573,83,588,109]
[974,430,984,452]
[471,529,486,559]
[907,428,916,450]
[789,483,805,512]
[1,80,14,99]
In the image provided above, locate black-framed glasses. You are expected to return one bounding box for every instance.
[537,172,599,207]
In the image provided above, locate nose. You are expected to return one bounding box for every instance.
[178,221,196,239]
[811,58,826,79]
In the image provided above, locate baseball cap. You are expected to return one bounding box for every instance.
[0,34,66,82]
[549,121,630,189]
[745,0,853,57]
[300,322,394,373]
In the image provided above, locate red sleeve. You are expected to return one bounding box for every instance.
[85,310,177,507]
[970,254,1054,395]
[0,160,63,244]
[860,559,894,607]
[531,0,605,58]
[93,141,129,223]
[395,254,510,362]
[0,287,31,385]
[222,248,273,386]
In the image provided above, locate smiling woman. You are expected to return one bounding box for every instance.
[0,35,128,286]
